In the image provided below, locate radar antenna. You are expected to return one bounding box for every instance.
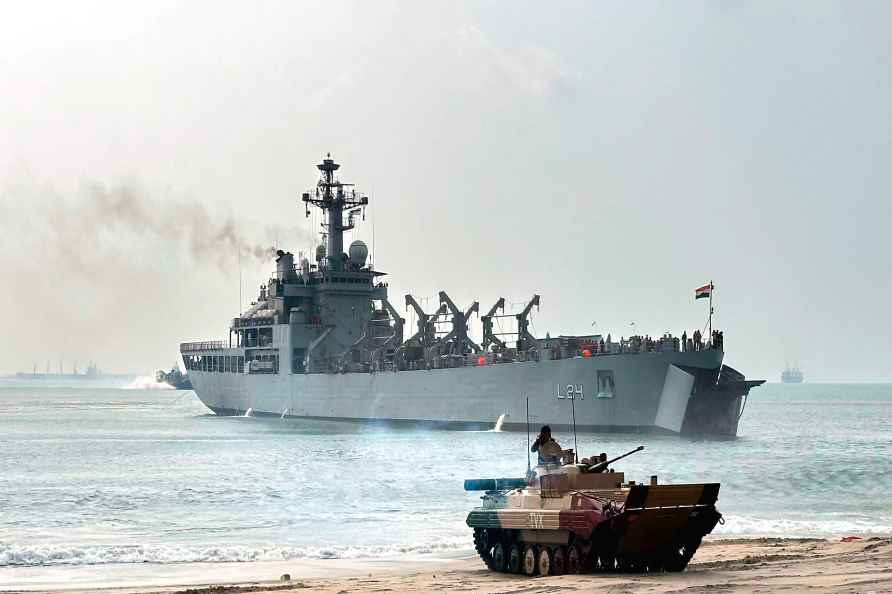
[301,154,369,271]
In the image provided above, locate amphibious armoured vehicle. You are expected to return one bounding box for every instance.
[465,447,722,576]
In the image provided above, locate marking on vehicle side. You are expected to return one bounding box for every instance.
[528,512,545,529]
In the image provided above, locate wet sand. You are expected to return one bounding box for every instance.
[17,537,892,594]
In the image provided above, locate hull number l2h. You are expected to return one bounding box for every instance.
[556,383,584,400]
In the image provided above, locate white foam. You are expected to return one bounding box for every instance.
[0,537,470,567]
[715,514,892,538]
[122,376,174,390]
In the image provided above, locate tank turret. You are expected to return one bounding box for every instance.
[465,446,722,576]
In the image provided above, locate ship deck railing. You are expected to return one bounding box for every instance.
[180,341,226,352]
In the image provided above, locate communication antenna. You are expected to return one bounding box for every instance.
[526,397,531,472]
[570,392,578,463]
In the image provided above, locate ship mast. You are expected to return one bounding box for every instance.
[301,154,369,271]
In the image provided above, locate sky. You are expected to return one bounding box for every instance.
[1,1,890,381]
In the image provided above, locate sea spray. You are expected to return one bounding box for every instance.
[123,376,174,390]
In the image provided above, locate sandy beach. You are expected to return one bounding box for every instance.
[18,537,890,594]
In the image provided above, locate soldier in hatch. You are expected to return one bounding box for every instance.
[531,425,563,465]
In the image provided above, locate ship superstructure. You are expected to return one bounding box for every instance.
[180,155,764,436]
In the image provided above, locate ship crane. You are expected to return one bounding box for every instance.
[344,297,405,370]
[481,298,507,353]
[404,295,445,348]
[516,294,540,353]
[428,291,481,360]
[367,298,405,367]
[397,295,446,366]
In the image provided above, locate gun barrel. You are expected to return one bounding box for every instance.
[464,478,526,491]
[587,445,644,473]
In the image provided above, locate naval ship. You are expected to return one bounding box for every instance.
[180,156,764,436]
[16,362,101,380]
[781,364,804,383]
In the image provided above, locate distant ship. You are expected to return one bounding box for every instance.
[156,365,193,390]
[179,155,765,436]
[16,362,101,380]
[781,365,804,383]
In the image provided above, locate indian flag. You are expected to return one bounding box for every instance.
[695,283,713,300]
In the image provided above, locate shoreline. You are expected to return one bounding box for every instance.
[3,537,891,594]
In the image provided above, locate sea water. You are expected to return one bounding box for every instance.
[0,379,889,587]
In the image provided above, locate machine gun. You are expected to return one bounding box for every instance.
[587,445,644,473]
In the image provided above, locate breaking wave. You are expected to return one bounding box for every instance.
[0,538,469,567]
[715,514,892,538]
[123,376,174,390]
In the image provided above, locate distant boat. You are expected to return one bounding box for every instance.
[16,362,101,380]
[781,365,804,383]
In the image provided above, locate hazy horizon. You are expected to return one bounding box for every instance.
[2,1,890,382]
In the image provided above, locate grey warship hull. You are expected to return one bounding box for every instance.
[186,348,757,436]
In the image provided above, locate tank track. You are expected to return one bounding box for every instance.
[472,528,703,576]
[473,528,496,570]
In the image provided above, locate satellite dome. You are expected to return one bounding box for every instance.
[348,240,368,268]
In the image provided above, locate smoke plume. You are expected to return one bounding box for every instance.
[40,181,287,275]
[0,176,308,373]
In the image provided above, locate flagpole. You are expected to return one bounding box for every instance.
[708,280,713,346]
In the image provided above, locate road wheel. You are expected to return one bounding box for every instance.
[646,555,664,573]
[597,553,615,572]
[566,544,582,574]
[508,543,523,573]
[537,547,552,576]
[552,546,567,576]
[616,555,636,572]
[491,542,507,572]
[522,545,538,576]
